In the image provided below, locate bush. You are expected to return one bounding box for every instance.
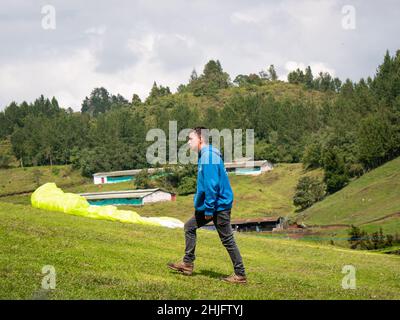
[0,153,12,169]
[32,169,43,188]
[51,167,60,176]
[177,176,197,195]
[324,171,349,193]
[348,225,398,250]
[293,176,326,211]
[134,169,155,189]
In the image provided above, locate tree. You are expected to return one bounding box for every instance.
[233,74,262,86]
[287,68,305,84]
[314,72,335,91]
[81,87,112,116]
[188,60,231,96]
[371,50,400,106]
[304,66,313,89]
[293,176,326,210]
[131,94,142,106]
[356,112,400,169]
[189,69,198,82]
[322,148,349,193]
[268,64,278,81]
[134,169,154,189]
[146,82,171,103]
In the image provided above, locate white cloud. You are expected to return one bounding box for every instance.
[84,26,107,36]
[230,12,260,24]
[0,0,399,110]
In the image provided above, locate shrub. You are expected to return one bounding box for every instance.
[293,176,326,211]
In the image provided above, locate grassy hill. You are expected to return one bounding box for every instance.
[0,165,90,197]
[136,80,332,113]
[298,156,400,230]
[1,201,399,300]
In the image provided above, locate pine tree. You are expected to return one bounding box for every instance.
[304,66,313,89]
[268,64,278,81]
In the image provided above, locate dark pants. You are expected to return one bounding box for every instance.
[183,209,246,276]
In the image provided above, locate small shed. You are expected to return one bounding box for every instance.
[78,188,176,206]
[230,217,283,232]
[93,168,163,184]
[225,159,273,176]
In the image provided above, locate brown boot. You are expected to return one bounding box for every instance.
[221,273,247,284]
[167,261,194,276]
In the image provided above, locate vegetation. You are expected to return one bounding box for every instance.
[293,176,326,211]
[1,50,399,199]
[0,165,89,197]
[348,225,400,250]
[299,156,400,226]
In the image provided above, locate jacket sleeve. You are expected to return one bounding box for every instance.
[201,158,219,216]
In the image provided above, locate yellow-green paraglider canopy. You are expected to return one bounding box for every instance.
[31,183,183,229]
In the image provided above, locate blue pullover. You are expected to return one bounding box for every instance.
[194,144,234,216]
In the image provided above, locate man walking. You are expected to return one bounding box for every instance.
[167,127,247,284]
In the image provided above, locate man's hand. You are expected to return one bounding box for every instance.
[205,215,213,220]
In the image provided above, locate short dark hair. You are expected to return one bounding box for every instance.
[191,126,209,141]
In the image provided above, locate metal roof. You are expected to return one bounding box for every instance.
[231,217,282,225]
[78,188,174,200]
[93,168,162,177]
[93,160,272,177]
[224,160,272,169]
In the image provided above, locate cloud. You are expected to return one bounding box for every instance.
[0,0,399,110]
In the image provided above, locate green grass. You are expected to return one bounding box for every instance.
[0,165,90,196]
[287,157,400,246]
[299,157,400,226]
[1,201,399,300]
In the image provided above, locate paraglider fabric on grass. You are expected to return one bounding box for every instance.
[31,183,184,229]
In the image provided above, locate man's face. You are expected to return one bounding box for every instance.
[188,131,201,151]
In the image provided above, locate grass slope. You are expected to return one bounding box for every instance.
[299,157,400,227]
[0,165,90,197]
[1,201,399,299]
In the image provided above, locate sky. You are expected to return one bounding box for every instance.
[0,0,399,111]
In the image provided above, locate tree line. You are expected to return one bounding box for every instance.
[0,50,399,198]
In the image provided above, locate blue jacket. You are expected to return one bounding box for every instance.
[194,145,234,216]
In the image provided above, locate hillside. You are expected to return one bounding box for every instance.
[1,201,399,299]
[0,163,323,221]
[298,156,400,229]
[136,80,331,112]
[0,165,90,197]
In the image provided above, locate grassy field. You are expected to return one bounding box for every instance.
[0,165,90,197]
[1,201,399,300]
